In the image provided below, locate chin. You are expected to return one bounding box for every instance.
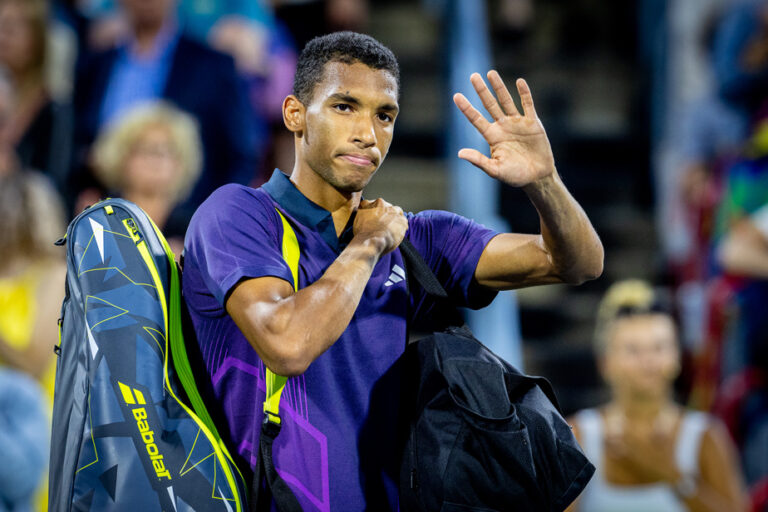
[628,386,670,401]
[333,175,372,194]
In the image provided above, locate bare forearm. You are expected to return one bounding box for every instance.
[523,171,603,283]
[236,235,386,375]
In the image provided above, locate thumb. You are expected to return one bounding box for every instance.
[358,198,381,210]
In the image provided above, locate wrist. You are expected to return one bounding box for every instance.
[351,232,389,257]
[521,168,559,196]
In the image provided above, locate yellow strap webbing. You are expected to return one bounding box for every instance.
[263,209,301,424]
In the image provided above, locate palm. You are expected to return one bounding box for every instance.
[454,71,555,187]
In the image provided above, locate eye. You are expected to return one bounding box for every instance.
[377,112,393,123]
[333,103,352,112]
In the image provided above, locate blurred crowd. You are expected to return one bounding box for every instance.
[648,0,768,509]
[2,0,768,511]
[0,0,368,509]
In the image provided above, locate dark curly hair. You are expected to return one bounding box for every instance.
[293,31,400,104]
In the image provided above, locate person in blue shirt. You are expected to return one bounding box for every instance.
[0,368,49,512]
[183,31,604,510]
[72,0,258,217]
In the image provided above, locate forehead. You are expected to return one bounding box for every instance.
[311,61,398,106]
[610,314,676,343]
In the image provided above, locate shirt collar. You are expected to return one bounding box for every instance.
[263,169,351,250]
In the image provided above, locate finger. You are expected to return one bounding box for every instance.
[516,78,538,118]
[457,148,495,175]
[487,70,520,116]
[453,93,491,134]
[470,72,505,121]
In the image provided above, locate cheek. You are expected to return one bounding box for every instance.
[304,117,337,156]
[658,351,680,377]
[378,127,393,153]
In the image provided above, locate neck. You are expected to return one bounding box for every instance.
[132,19,166,54]
[610,390,673,424]
[290,162,362,237]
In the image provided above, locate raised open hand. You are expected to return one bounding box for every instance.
[453,71,555,188]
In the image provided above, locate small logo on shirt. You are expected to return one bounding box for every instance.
[384,264,406,287]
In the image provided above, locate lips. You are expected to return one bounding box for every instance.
[339,154,374,167]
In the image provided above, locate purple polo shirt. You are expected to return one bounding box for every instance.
[182,170,499,511]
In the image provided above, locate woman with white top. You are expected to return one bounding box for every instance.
[566,280,747,512]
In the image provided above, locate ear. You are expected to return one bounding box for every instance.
[283,95,306,136]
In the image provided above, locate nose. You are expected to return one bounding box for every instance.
[351,116,376,148]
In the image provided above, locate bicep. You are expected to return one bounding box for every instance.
[225,276,295,357]
[474,232,564,290]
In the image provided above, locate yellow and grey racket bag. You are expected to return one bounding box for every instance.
[49,198,248,511]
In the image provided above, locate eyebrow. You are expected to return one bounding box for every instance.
[328,93,399,114]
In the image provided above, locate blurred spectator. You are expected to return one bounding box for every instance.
[272,0,368,49]
[0,170,67,401]
[182,0,274,66]
[0,67,18,177]
[0,368,49,512]
[567,280,746,512]
[91,101,202,254]
[0,0,73,195]
[713,0,768,113]
[72,0,258,221]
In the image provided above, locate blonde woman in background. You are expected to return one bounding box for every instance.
[566,280,747,512]
[91,101,202,255]
[0,170,66,399]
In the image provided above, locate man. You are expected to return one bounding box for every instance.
[72,0,258,219]
[183,32,603,510]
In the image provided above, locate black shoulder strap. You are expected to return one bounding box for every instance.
[399,239,448,299]
[252,419,302,512]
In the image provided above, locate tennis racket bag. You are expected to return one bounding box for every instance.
[49,198,248,511]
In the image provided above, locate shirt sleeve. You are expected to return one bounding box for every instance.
[184,184,294,307]
[406,210,499,314]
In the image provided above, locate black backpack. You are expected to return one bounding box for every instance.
[397,240,595,511]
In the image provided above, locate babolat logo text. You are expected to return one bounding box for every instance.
[118,381,172,481]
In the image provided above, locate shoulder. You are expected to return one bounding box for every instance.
[408,209,463,225]
[186,184,280,242]
[694,412,733,453]
[406,209,471,240]
[78,46,119,68]
[0,367,45,406]
[196,183,272,215]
